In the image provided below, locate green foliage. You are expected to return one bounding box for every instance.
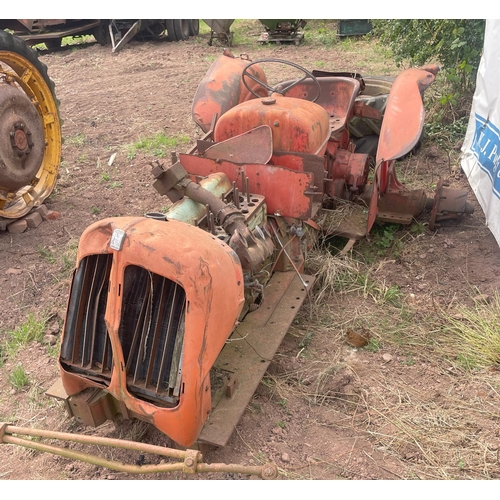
[3,314,47,358]
[67,132,86,147]
[372,20,485,93]
[128,132,190,159]
[373,223,400,249]
[373,20,485,134]
[38,245,56,263]
[424,115,470,149]
[365,337,380,353]
[9,364,29,390]
[368,223,405,258]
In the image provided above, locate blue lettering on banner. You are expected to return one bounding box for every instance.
[471,113,500,199]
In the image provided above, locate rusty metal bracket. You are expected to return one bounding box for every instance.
[0,423,278,479]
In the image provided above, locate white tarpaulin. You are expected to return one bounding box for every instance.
[461,19,500,247]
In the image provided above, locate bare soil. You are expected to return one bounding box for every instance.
[1,25,500,482]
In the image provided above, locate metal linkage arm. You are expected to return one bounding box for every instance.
[0,423,278,479]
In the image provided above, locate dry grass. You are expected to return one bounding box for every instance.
[269,245,500,479]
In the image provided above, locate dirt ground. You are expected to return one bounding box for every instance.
[1,23,500,484]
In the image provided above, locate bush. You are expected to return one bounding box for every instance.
[372,20,485,94]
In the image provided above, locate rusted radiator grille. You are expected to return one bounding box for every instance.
[60,256,186,408]
[60,254,113,381]
[119,265,186,406]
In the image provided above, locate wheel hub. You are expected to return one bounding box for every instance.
[0,82,45,192]
[10,123,33,154]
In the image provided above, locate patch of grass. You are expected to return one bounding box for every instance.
[277,398,287,410]
[128,132,190,159]
[63,34,96,46]
[303,20,340,48]
[66,132,86,147]
[437,292,500,370]
[90,206,101,215]
[101,173,111,182]
[9,364,30,390]
[59,239,79,277]
[424,115,469,150]
[108,181,123,189]
[365,337,381,353]
[3,313,47,359]
[38,245,56,264]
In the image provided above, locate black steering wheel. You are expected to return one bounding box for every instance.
[242,59,321,103]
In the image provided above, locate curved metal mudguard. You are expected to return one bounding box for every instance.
[376,65,438,164]
[192,50,268,133]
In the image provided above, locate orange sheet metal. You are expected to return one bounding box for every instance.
[179,154,314,219]
[376,67,436,163]
[192,51,268,133]
[214,94,330,156]
[59,217,245,447]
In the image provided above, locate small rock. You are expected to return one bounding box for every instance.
[6,268,22,275]
[45,210,61,221]
[107,474,116,480]
[425,146,441,159]
[43,334,58,346]
[382,353,393,363]
[272,427,283,436]
[281,453,291,463]
[47,320,60,335]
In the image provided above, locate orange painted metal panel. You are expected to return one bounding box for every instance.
[179,154,315,219]
[214,94,330,156]
[192,51,268,133]
[376,67,436,163]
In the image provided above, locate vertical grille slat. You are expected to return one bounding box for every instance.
[156,285,180,393]
[145,278,167,388]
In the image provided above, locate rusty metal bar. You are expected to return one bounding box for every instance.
[0,423,278,479]
[156,284,179,393]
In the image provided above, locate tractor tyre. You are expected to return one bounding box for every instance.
[0,30,62,220]
[173,19,190,41]
[165,20,178,42]
[44,38,62,50]
[188,19,200,36]
[94,20,111,46]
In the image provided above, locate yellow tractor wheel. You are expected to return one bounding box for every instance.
[0,30,61,220]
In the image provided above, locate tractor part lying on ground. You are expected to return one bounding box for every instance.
[0,20,200,52]
[42,51,473,461]
[0,30,61,224]
[0,423,278,479]
[109,20,200,52]
[203,19,234,46]
[0,19,109,48]
[258,19,306,45]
